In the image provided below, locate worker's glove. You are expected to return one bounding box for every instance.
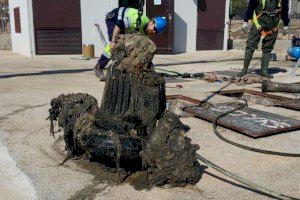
[242,22,250,34]
[110,41,117,50]
[282,26,289,36]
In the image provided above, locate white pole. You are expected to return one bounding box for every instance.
[223,0,230,50]
[26,0,35,58]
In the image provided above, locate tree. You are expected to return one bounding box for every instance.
[0,0,9,32]
[230,0,248,19]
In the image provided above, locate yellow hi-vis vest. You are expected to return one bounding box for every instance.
[252,0,282,29]
[103,8,150,59]
[103,45,111,59]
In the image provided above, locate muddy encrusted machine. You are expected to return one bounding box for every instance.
[48,34,202,188]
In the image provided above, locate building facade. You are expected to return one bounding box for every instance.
[9,0,230,58]
[290,0,300,18]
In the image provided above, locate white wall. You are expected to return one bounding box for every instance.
[9,0,229,57]
[81,0,199,54]
[9,0,34,58]
[173,0,198,53]
[80,0,118,57]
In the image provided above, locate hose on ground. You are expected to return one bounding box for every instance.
[196,153,298,200]
[195,100,300,199]
[155,67,183,76]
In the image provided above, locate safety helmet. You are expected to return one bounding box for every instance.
[288,46,300,59]
[153,17,167,33]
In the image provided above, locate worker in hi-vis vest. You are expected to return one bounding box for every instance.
[94,7,167,81]
[238,0,289,78]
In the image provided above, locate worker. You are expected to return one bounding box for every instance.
[238,0,289,78]
[94,7,167,81]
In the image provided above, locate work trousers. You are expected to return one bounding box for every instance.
[97,19,115,69]
[245,25,278,55]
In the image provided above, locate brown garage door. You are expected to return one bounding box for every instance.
[32,0,82,55]
[197,0,226,50]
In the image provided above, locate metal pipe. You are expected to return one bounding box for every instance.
[262,80,300,93]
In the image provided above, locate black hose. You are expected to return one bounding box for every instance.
[155,67,183,76]
[196,153,298,200]
[195,102,300,199]
[212,100,300,157]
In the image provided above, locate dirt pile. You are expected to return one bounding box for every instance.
[48,34,202,188]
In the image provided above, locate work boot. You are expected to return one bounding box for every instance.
[237,51,253,77]
[260,52,273,78]
[94,63,106,81]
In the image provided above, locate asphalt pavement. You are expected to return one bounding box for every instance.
[0,49,299,200]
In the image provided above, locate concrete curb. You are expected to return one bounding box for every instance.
[0,138,37,200]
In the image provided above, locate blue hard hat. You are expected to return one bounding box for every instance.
[153,17,167,33]
[287,46,300,59]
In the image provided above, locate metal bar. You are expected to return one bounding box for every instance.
[95,23,108,47]
[166,94,202,104]
[262,80,300,93]
[214,89,300,111]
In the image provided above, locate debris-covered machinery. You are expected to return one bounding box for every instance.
[48,34,202,188]
[47,33,299,199]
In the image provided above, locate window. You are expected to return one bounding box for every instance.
[14,7,21,33]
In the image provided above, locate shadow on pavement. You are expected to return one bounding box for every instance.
[0,68,93,79]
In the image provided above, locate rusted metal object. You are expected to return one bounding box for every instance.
[184,103,300,138]
[166,95,202,104]
[215,89,300,111]
[166,95,300,138]
[262,80,300,93]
